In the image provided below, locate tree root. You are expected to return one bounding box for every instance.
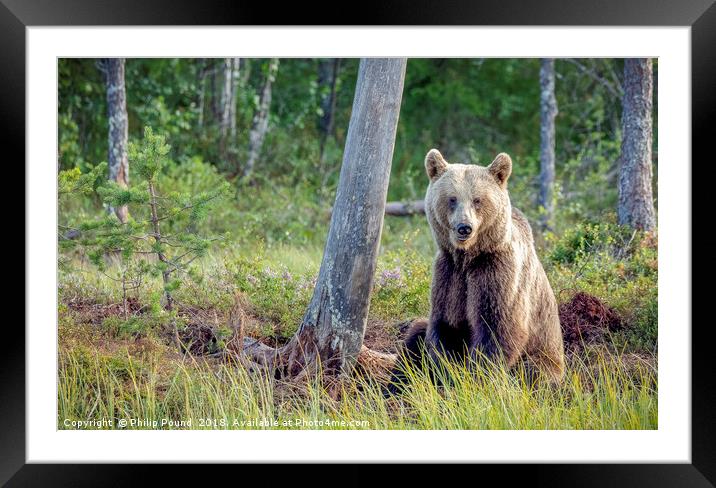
[238,337,397,384]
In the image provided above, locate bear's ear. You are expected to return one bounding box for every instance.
[487,153,512,188]
[425,149,448,182]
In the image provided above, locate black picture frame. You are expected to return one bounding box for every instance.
[7,0,714,485]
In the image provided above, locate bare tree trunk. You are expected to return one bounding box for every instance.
[210,61,220,122]
[318,58,340,164]
[100,58,129,223]
[220,58,241,159]
[618,58,656,231]
[147,180,173,311]
[229,58,241,140]
[282,58,407,377]
[242,58,279,180]
[219,58,233,152]
[539,58,558,230]
[196,59,207,128]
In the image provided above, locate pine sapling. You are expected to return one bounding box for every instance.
[72,126,231,334]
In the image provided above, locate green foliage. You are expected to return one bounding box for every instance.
[371,232,432,321]
[128,126,170,181]
[102,315,161,339]
[229,251,315,340]
[59,162,107,196]
[547,220,634,264]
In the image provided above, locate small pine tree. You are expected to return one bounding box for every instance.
[71,126,231,320]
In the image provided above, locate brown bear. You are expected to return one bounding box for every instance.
[397,149,564,384]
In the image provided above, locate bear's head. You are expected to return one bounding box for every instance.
[424,149,513,253]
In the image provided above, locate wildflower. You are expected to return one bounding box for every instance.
[379,266,403,286]
[263,266,278,279]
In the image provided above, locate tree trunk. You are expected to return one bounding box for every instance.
[282,58,407,377]
[196,59,207,128]
[219,57,234,154]
[618,58,657,231]
[101,58,129,223]
[219,58,241,160]
[318,58,340,164]
[539,58,558,230]
[242,58,279,180]
[229,58,241,140]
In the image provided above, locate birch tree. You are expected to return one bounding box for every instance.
[219,57,239,157]
[618,58,656,231]
[98,58,129,223]
[242,58,279,180]
[539,58,558,230]
[229,58,241,140]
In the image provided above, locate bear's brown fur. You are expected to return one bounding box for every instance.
[400,149,564,383]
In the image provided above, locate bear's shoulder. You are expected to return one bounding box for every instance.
[510,206,535,242]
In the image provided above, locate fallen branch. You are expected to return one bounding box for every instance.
[328,200,425,217]
[384,200,425,216]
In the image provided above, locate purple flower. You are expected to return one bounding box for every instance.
[379,267,403,286]
[299,275,318,290]
[263,266,278,279]
[246,274,258,286]
[282,270,293,281]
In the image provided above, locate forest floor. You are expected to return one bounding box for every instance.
[57,215,658,430]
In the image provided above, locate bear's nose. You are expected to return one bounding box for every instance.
[456,223,473,236]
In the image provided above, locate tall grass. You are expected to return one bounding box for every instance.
[58,346,657,430]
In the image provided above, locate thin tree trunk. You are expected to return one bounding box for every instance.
[242,58,279,180]
[282,58,407,377]
[100,58,129,223]
[197,59,207,128]
[618,58,656,231]
[210,62,219,122]
[219,58,233,154]
[219,57,241,162]
[539,58,558,230]
[318,58,340,164]
[147,180,173,311]
[229,58,241,140]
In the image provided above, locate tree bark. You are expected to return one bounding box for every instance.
[282,58,407,377]
[101,58,129,223]
[318,58,340,164]
[539,58,558,230]
[242,58,279,180]
[618,58,657,231]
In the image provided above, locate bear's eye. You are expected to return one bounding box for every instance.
[447,197,457,209]
[472,197,481,207]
